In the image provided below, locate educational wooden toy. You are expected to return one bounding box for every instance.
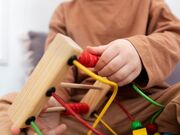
[8,33,83,128]
[7,33,168,135]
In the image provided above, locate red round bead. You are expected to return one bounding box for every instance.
[146,123,158,133]
[78,51,99,67]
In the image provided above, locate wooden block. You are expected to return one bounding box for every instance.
[60,82,102,90]
[80,80,111,118]
[132,128,148,135]
[8,33,82,128]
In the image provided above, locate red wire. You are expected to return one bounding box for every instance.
[115,99,135,121]
[52,93,104,135]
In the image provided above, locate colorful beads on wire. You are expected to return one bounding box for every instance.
[77,52,168,135]
[131,120,143,130]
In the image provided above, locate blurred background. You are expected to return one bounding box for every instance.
[0,0,180,96]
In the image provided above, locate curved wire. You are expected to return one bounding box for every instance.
[30,121,43,135]
[132,84,164,108]
[94,113,118,135]
[73,60,118,135]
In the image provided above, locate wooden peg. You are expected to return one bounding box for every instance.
[61,82,102,90]
[46,107,66,113]
[8,33,82,128]
[80,80,111,118]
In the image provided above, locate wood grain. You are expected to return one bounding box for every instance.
[8,33,82,128]
[81,81,111,118]
[61,82,102,90]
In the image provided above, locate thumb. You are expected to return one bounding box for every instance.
[86,45,108,55]
[54,124,67,135]
[46,124,67,135]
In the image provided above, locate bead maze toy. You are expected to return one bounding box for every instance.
[8,33,172,135]
[8,33,83,128]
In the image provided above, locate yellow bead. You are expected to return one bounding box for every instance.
[154,132,161,135]
[132,128,148,135]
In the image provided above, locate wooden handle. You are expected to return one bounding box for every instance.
[8,33,83,128]
[46,107,66,113]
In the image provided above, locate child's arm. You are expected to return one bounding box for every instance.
[127,0,180,88]
[0,93,67,135]
[87,0,180,89]
[0,93,16,135]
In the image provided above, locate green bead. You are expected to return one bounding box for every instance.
[131,120,143,130]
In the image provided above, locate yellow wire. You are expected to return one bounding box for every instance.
[94,113,118,135]
[73,60,118,135]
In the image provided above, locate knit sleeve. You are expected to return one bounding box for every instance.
[127,0,180,88]
[45,3,67,50]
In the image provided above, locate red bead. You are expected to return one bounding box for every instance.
[78,51,99,67]
[64,103,89,115]
[146,123,158,134]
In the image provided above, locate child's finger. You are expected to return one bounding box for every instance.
[11,125,20,135]
[98,55,125,77]
[86,45,108,55]
[45,124,67,135]
[117,68,139,87]
[95,45,119,71]
[54,124,67,135]
[107,64,133,83]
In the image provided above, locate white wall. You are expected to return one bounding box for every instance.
[166,0,180,18]
[0,0,63,96]
[0,0,179,96]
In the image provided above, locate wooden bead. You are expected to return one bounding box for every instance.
[131,120,143,130]
[146,123,158,133]
[132,128,148,135]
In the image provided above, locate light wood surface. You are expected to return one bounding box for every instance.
[61,82,102,90]
[46,107,66,113]
[8,33,82,128]
[80,81,111,118]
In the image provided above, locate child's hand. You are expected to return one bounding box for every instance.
[11,97,67,135]
[11,123,66,135]
[87,39,142,86]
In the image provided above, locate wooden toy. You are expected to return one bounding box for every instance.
[7,33,167,135]
[61,82,102,90]
[81,80,111,118]
[8,33,83,128]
